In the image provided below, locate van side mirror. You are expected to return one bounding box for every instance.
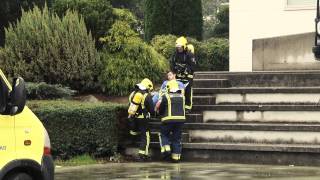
[0,79,8,114]
[9,77,26,115]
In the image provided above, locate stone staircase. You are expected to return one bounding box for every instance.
[125,71,320,166]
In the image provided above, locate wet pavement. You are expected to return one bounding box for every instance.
[55,162,320,180]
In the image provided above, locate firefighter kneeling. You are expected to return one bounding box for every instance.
[158,80,186,163]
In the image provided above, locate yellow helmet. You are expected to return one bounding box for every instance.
[136,78,153,91]
[187,44,195,54]
[166,80,179,93]
[175,36,188,49]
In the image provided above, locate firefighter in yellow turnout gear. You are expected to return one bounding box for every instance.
[158,80,186,163]
[128,78,154,161]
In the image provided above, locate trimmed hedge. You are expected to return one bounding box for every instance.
[26,82,76,100]
[28,100,127,159]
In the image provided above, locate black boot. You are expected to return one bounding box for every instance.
[162,151,171,161]
[136,154,151,162]
[171,159,180,163]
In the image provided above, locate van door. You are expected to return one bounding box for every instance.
[0,76,15,168]
[14,109,44,164]
[0,115,15,168]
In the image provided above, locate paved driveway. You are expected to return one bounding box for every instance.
[55,162,320,180]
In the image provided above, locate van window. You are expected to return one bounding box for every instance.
[0,77,9,113]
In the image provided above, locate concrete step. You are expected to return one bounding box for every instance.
[125,142,320,165]
[178,142,320,153]
[151,113,203,123]
[193,95,216,105]
[193,104,320,111]
[188,130,320,145]
[194,87,320,104]
[193,79,231,88]
[193,87,320,94]
[194,71,320,87]
[149,122,320,132]
[149,122,320,145]
[150,132,190,143]
[215,94,320,105]
[203,110,320,123]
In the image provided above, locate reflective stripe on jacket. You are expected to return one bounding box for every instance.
[160,93,186,122]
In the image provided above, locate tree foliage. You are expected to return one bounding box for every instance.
[1,6,100,92]
[99,18,168,95]
[212,5,229,38]
[144,0,203,41]
[53,0,114,44]
[0,0,52,46]
[202,0,229,39]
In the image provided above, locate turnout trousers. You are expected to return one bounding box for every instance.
[159,122,184,161]
[129,117,150,156]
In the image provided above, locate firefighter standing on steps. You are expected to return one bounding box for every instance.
[170,36,196,112]
[128,78,154,161]
[158,80,186,163]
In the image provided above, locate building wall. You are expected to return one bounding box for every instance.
[230,0,316,72]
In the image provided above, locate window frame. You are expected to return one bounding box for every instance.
[285,0,316,11]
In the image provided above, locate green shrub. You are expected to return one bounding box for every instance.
[151,34,177,59]
[197,38,229,71]
[53,0,114,43]
[28,100,127,159]
[112,8,138,28]
[26,82,76,100]
[0,0,52,46]
[99,20,168,96]
[2,6,100,92]
[150,35,229,71]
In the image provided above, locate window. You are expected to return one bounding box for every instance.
[286,0,316,10]
[287,0,316,7]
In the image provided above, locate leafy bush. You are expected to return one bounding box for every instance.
[197,38,229,71]
[2,6,100,92]
[150,35,229,71]
[28,100,127,159]
[109,0,145,23]
[151,34,177,59]
[99,19,168,96]
[53,0,114,43]
[26,82,76,100]
[112,8,138,28]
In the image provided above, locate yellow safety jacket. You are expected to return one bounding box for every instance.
[128,90,150,119]
[160,92,186,122]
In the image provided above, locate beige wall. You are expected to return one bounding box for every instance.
[230,0,316,72]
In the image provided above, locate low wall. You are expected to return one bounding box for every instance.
[252,32,320,71]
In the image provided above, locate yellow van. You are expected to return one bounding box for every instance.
[0,70,54,180]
